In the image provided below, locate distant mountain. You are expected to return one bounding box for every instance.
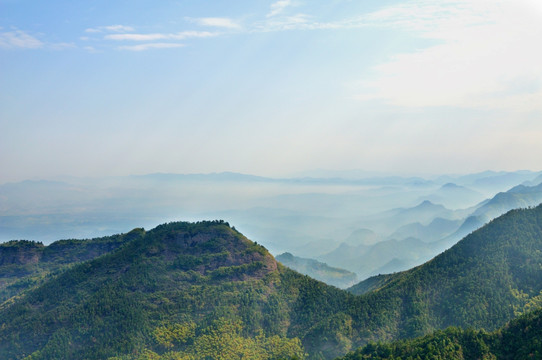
[395,200,453,225]
[320,236,438,280]
[344,228,380,246]
[471,182,542,222]
[276,252,358,288]
[435,215,487,250]
[470,171,542,193]
[369,258,409,278]
[317,200,476,280]
[388,217,462,243]
[1,206,542,359]
[412,182,542,255]
[522,172,542,186]
[420,182,485,209]
[338,307,542,360]
[347,205,542,334]
[358,200,460,236]
[447,170,542,194]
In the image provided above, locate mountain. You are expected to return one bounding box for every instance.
[442,170,542,194]
[522,172,542,187]
[469,171,542,194]
[338,307,542,360]
[344,229,380,246]
[320,237,438,280]
[388,217,462,243]
[345,272,401,296]
[346,204,542,333]
[472,182,542,222]
[0,230,142,304]
[0,221,359,360]
[420,182,485,209]
[275,252,358,288]
[417,182,542,255]
[2,205,542,359]
[398,200,452,219]
[383,200,455,228]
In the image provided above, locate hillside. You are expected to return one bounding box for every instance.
[338,307,542,359]
[276,252,358,288]
[0,230,142,304]
[0,221,352,360]
[1,205,542,359]
[347,204,542,332]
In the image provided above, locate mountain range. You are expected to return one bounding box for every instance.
[1,203,542,359]
[320,181,542,279]
[275,252,358,289]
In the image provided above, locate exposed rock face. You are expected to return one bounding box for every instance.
[0,241,44,266]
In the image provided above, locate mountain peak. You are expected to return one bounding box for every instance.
[419,200,435,206]
[141,220,277,281]
[441,182,461,189]
[413,200,446,210]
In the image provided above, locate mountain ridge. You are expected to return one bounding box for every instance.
[2,205,542,359]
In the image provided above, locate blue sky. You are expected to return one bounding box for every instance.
[1,0,542,183]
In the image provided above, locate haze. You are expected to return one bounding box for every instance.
[2,0,542,184]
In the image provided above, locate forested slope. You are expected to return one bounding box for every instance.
[0,229,142,305]
[338,307,542,360]
[0,204,542,359]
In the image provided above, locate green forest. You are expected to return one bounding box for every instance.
[338,307,542,359]
[0,205,541,359]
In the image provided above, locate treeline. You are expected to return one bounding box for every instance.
[0,207,542,359]
[338,307,542,359]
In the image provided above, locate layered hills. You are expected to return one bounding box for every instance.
[323,182,542,280]
[346,205,542,333]
[275,252,358,289]
[0,204,542,359]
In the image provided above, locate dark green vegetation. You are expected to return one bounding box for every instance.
[276,252,358,288]
[0,221,334,359]
[347,205,542,331]
[338,307,542,360]
[1,204,542,359]
[347,273,400,296]
[0,229,141,305]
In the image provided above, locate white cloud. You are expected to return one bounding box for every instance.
[104,25,135,32]
[0,30,43,49]
[106,31,217,41]
[84,28,101,34]
[84,46,99,53]
[256,14,311,32]
[191,17,241,29]
[267,0,293,17]
[353,0,542,112]
[87,25,135,33]
[85,25,135,33]
[118,43,185,51]
[107,33,166,41]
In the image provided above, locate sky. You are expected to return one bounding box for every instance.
[1,0,542,183]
